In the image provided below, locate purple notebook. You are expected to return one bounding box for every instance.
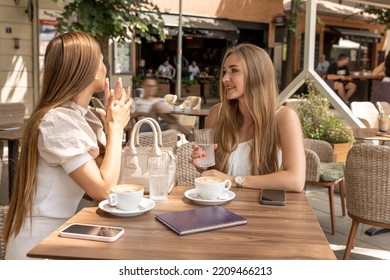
[155,206,247,236]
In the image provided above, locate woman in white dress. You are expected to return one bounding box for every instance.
[4,31,132,259]
[192,44,305,192]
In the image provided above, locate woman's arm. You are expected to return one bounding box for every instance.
[372,62,385,76]
[70,80,132,201]
[202,107,306,192]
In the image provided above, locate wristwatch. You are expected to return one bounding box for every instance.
[234,176,245,188]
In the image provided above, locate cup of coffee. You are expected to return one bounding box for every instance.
[194,176,232,200]
[108,184,144,211]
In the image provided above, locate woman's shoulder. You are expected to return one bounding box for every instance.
[276,106,300,124]
[205,103,221,129]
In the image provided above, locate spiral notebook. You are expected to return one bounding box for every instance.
[155,206,247,236]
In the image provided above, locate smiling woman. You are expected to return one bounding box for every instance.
[191,43,306,192]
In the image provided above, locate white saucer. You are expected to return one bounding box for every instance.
[184,189,236,205]
[98,198,155,217]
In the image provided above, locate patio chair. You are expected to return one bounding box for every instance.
[135,129,178,154]
[0,102,25,160]
[0,201,9,260]
[351,101,378,128]
[164,94,177,105]
[178,96,202,129]
[304,139,346,235]
[343,144,390,260]
[176,142,199,186]
[370,80,390,104]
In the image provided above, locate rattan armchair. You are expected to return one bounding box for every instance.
[176,142,200,186]
[0,203,8,260]
[136,129,178,154]
[343,144,390,260]
[304,139,346,235]
[0,102,25,160]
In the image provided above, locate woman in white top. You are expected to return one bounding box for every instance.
[4,32,132,259]
[191,44,305,192]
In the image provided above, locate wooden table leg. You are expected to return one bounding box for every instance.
[8,139,19,199]
[200,82,207,104]
[198,116,206,129]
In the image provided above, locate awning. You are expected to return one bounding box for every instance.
[330,27,381,43]
[161,14,239,40]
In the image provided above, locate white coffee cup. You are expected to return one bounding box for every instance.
[194,176,232,200]
[108,184,144,211]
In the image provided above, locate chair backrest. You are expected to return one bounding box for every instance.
[344,144,390,224]
[370,80,390,104]
[176,142,200,186]
[351,101,378,128]
[137,129,178,154]
[303,139,334,163]
[0,102,25,125]
[379,101,390,116]
[91,97,105,109]
[304,149,321,182]
[164,94,177,105]
[178,96,202,129]
[0,205,9,260]
[179,96,201,110]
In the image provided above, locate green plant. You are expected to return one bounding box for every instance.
[132,74,143,89]
[182,79,197,93]
[209,77,220,97]
[295,79,354,144]
[54,0,166,75]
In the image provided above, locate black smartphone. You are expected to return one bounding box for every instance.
[259,189,286,206]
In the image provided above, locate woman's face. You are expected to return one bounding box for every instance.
[94,55,107,91]
[222,53,245,100]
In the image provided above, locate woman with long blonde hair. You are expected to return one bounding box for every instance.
[4,31,132,259]
[192,43,305,192]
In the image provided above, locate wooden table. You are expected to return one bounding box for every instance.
[27,186,336,260]
[171,109,210,129]
[0,124,24,199]
[353,128,390,142]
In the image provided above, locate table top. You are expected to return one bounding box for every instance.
[171,109,210,117]
[27,186,336,260]
[350,74,384,80]
[353,128,390,141]
[0,124,24,140]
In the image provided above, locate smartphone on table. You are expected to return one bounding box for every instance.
[259,189,286,206]
[59,223,124,242]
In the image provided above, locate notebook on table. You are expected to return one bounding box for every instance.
[155,206,247,236]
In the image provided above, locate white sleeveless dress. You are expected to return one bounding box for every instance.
[226,139,282,176]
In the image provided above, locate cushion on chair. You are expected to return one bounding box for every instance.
[319,162,344,181]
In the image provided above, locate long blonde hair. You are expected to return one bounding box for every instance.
[214,44,279,175]
[4,31,101,243]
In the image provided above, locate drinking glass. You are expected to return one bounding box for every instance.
[148,155,169,201]
[194,128,215,168]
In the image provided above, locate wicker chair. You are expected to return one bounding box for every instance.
[164,94,177,105]
[304,139,346,235]
[0,204,9,260]
[178,96,202,129]
[136,129,178,154]
[343,144,390,260]
[176,142,200,186]
[0,102,25,160]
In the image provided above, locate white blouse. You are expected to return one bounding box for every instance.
[5,101,105,259]
[226,139,282,176]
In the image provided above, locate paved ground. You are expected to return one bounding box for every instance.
[1,97,390,260]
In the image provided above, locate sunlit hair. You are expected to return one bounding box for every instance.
[4,31,101,243]
[213,43,280,175]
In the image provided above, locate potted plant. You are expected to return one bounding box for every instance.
[132,74,143,97]
[182,79,197,95]
[295,78,355,162]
